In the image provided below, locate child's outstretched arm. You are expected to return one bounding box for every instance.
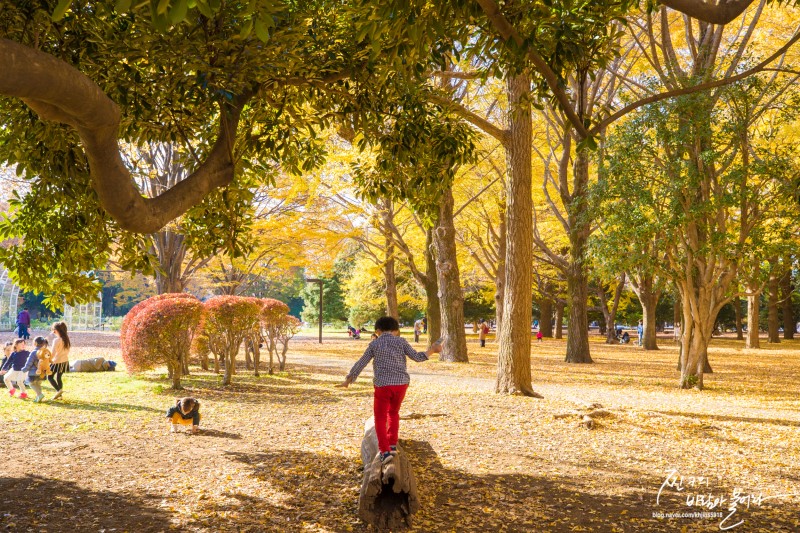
[335,375,354,388]
[403,338,442,362]
[336,344,375,387]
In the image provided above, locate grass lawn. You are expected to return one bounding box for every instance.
[1,330,799,532]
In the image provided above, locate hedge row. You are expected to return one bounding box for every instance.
[120,294,297,388]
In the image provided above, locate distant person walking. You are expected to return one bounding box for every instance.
[48,322,71,400]
[16,308,31,340]
[637,320,644,346]
[413,319,423,343]
[478,319,490,348]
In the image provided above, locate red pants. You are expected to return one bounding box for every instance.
[373,384,408,453]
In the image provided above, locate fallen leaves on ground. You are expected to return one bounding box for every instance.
[0,329,798,532]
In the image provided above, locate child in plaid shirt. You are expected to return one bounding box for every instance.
[338,316,442,463]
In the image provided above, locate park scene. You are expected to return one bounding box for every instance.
[1,0,800,531]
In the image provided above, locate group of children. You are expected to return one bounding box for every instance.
[0,322,71,403]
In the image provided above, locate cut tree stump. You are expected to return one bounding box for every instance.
[358,418,420,530]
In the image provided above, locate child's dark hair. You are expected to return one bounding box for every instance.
[34,336,48,347]
[179,397,197,412]
[374,316,400,333]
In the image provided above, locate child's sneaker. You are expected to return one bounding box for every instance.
[379,451,393,464]
[389,445,398,455]
[19,392,28,399]
[8,388,15,397]
[53,390,63,400]
[34,394,44,403]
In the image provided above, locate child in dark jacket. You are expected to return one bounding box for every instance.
[0,342,12,389]
[0,339,31,398]
[166,397,201,434]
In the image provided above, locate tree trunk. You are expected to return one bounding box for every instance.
[734,295,744,340]
[244,341,254,370]
[494,217,506,335]
[768,261,781,343]
[564,149,592,364]
[434,188,468,363]
[781,266,795,340]
[598,275,626,345]
[279,344,288,371]
[423,229,442,349]
[169,360,182,390]
[640,289,660,350]
[678,299,714,389]
[222,351,236,386]
[539,298,553,338]
[555,301,564,340]
[381,201,400,320]
[495,73,541,396]
[673,297,681,344]
[746,291,761,349]
[153,230,187,295]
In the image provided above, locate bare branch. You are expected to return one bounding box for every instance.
[592,28,800,133]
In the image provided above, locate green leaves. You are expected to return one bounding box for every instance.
[349,86,477,221]
[115,0,133,13]
[52,0,72,21]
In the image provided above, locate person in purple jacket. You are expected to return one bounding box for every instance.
[0,339,31,398]
[16,308,31,340]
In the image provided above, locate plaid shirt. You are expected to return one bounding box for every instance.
[347,333,428,387]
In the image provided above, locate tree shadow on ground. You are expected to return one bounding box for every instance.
[140,368,372,406]
[41,399,162,414]
[193,428,242,439]
[402,439,800,532]
[650,409,800,428]
[201,440,800,532]
[0,475,170,532]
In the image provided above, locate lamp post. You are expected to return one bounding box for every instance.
[305,278,323,343]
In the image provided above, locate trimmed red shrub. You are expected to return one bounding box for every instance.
[121,292,197,364]
[203,295,262,386]
[191,315,212,371]
[121,296,204,389]
[276,315,301,371]
[260,298,290,373]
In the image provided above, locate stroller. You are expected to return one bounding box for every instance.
[347,325,361,340]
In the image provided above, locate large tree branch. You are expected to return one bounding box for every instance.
[429,94,510,144]
[0,38,253,234]
[591,28,800,133]
[658,0,756,25]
